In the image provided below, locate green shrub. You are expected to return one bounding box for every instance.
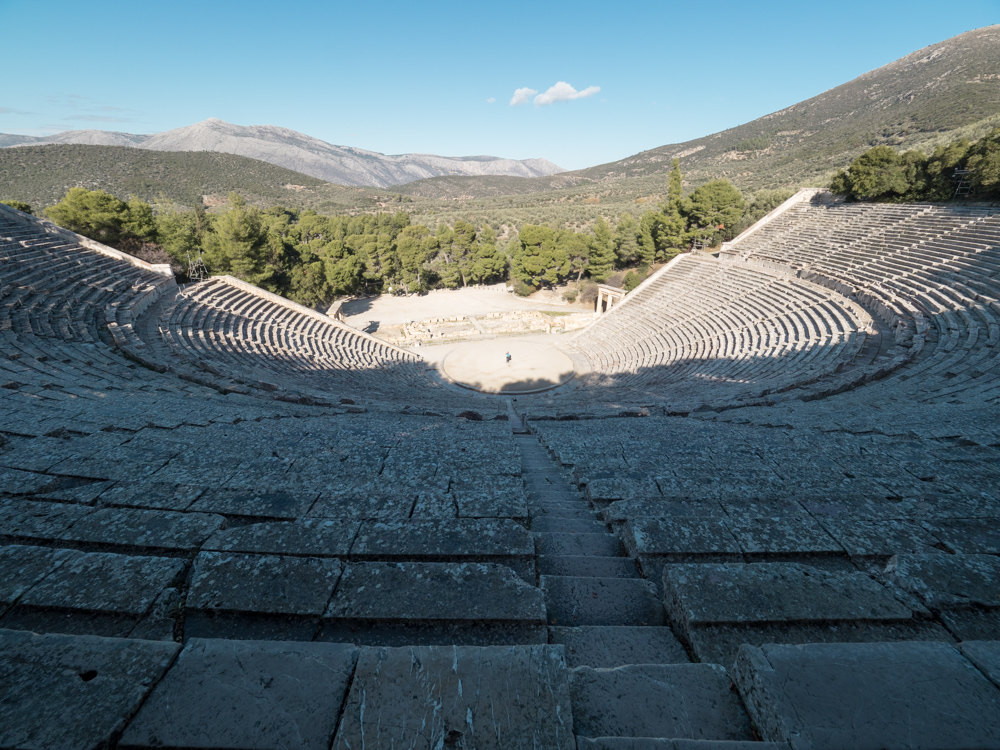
[1,200,32,215]
[623,271,642,292]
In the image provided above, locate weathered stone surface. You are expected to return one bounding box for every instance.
[542,575,664,626]
[887,553,1000,608]
[120,638,358,750]
[191,489,316,519]
[0,544,76,605]
[538,554,639,578]
[15,550,185,616]
[59,507,224,550]
[733,641,1000,750]
[332,644,574,749]
[550,625,688,668]
[187,552,343,615]
[601,498,726,522]
[0,468,57,495]
[819,518,943,557]
[924,517,1000,554]
[664,562,914,631]
[351,518,533,561]
[0,628,179,750]
[622,518,740,558]
[203,519,358,557]
[535,531,623,557]
[577,741,789,750]
[941,609,1000,641]
[961,641,1000,690]
[0,498,92,542]
[571,664,753,741]
[97,481,205,511]
[308,490,415,520]
[326,561,545,625]
[726,516,843,555]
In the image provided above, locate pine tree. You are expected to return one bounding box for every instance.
[587,217,616,281]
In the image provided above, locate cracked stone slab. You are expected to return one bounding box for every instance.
[203,519,359,557]
[726,516,843,556]
[324,562,545,643]
[0,544,78,606]
[664,562,915,630]
[542,575,664,626]
[886,553,1000,609]
[119,638,358,750]
[549,626,688,668]
[0,628,179,750]
[332,644,574,750]
[622,517,741,558]
[0,498,92,542]
[454,491,529,520]
[570,663,753,741]
[961,641,1000,690]
[187,552,343,616]
[733,641,1000,750]
[97,481,205,511]
[13,549,185,616]
[308,489,415,520]
[58,507,225,551]
[818,518,945,557]
[923,517,1000,554]
[190,489,317,519]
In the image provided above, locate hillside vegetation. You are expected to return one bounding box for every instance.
[0,145,342,210]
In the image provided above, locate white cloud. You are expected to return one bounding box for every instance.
[533,81,601,106]
[486,97,496,104]
[509,87,537,106]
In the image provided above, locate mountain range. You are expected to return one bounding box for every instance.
[0,119,565,188]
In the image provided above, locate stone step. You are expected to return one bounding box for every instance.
[733,641,1000,750]
[550,625,689,668]
[538,555,640,579]
[528,489,583,502]
[576,740,789,749]
[529,499,588,510]
[663,561,948,665]
[531,507,601,520]
[541,575,664,627]
[571,663,755,742]
[531,518,608,533]
[535,532,623,557]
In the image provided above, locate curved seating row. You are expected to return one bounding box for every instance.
[568,254,872,409]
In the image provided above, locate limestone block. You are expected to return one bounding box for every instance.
[59,507,224,551]
[325,561,545,626]
[309,489,415,520]
[924,517,1000,554]
[332,644,574,749]
[961,641,1000,690]
[0,498,92,542]
[571,664,753,741]
[818,518,944,557]
[886,553,1000,608]
[351,518,533,561]
[191,489,316,519]
[203,519,359,557]
[16,549,185,616]
[726,516,843,555]
[733,641,1000,750]
[187,552,343,616]
[622,517,740,558]
[97,481,205,511]
[0,544,78,605]
[0,628,179,750]
[664,562,914,632]
[120,638,358,750]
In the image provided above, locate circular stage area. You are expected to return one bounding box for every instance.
[441,340,576,394]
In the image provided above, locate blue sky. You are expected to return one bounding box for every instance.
[1,0,997,170]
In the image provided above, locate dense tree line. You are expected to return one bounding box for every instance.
[23,165,772,306]
[830,129,1000,202]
